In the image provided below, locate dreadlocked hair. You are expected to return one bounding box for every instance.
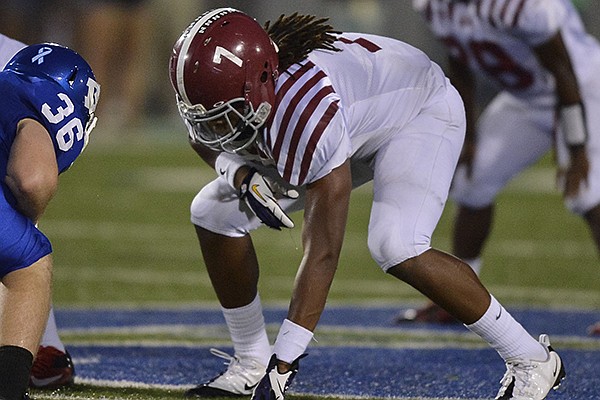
[264,13,341,72]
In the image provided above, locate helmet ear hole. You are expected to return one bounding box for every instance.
[67,68,78,86]
[260,71,268,83]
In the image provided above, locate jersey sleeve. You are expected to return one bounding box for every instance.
[267,61,352,186]
[301,110,351,185]
[512,0,568,46]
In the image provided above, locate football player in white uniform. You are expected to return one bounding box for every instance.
[0,33,77,390]
[406,0,600,337]
[170,8,565,400]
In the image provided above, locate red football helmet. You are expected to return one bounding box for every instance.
[169,8,279,153]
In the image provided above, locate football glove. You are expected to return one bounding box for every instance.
[251,354,305,400]
[239,168,298,230]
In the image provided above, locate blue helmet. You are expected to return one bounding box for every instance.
[4,43,100,132]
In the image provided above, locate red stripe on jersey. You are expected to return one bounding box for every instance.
[338,36,382,53]
[272,68,327,164]
[448,0,455,20]
[268,61,315,154]
[476,0,483,18]
[298,100,339,184]
[499,0,511,23]
[282,85,335,182]
[488,0,498,28]
[511,0,527,27]
[276,62,315,103]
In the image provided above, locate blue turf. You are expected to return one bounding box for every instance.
[69,345,598,399]
[56,306,600,399]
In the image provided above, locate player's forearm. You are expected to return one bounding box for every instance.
[288,251,339,330]
[535,32,581,106]
[288,162,352,329]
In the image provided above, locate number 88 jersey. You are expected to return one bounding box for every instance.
[413,0,600,101]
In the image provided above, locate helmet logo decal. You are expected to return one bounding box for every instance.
[213,46,243,67]
[84,77,101,113]
[31,47,53,65]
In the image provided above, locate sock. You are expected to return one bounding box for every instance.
[465,295,547,363]
[40,306,66,352]
[463,257,482,275]
[273,319,313,364]
[0,345,33,400]
[222,294,271,366]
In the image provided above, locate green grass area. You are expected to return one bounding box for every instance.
[44,122,599,309]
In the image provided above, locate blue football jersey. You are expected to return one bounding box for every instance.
[0,70,92,277]
[0,71,92,174]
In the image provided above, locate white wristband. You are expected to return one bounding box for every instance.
[214,152,246,189]
[560,103,587,146]
[273,318,314,364]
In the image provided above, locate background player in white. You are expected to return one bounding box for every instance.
[0,33,76,389]
[0,43,100,400]
[403,0,600,335]
[170,8,565,400]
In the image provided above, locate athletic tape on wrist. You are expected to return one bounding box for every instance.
[561,103,587,146]
[215,152,246,189]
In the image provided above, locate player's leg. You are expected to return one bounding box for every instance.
[398,92,554,323]
[29,220,74,389]
[186,172,303,397]
[371,88,493,322]
[195,226,262,308]
[452,205,493,261]
[372,88,564,398]
[556,81,600,336]
[557,78,600,256]
[395,204,491,324]
[0,255,52,400]
[451,92,553,261]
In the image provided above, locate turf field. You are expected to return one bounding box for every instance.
[34,120,600,399]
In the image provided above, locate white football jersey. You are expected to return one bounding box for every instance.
[0,34,25,69]
[264,32,450,186]
[413,0,600,101]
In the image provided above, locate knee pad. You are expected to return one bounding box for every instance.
[368,227,431,272]
[190,179,260,237]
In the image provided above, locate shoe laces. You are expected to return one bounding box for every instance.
[500,361,538,398]
[210,348,258,377]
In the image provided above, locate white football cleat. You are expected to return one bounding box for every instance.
[495,334,566,400]
[185,348,266,398]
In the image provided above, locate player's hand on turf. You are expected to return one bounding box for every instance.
[251,355,303,400]
[239,168,298,230]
